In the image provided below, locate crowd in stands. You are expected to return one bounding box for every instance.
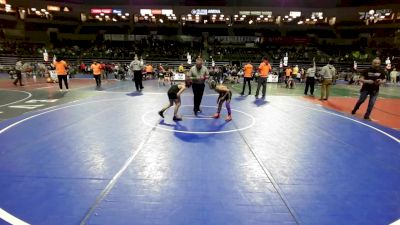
[0,38,398,64]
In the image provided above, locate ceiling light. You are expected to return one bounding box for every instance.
[100,13,104,16]
[31,8,36,11]
[118,13,122,16]
[298,21,303,24]
[159,19,163,23]
[264,18,268,21]
[260,15,264,18]
[41,9,46,12]
[257,18,261,21]
[112,18,117,22]
[380,15,385,19]
[226,18,230,21]
[125,13,129,16]
[234,15,238,18]
[306,18,310,21]
[249,20,253,24]
[268,15,272,18]
[240,17,244,21]
[122,15,126,19]
[285,15,288,18]
[369,10,374,15]
[385,12,390,16]
[204,20,208,23]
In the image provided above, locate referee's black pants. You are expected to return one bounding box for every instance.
[192,83,205,112]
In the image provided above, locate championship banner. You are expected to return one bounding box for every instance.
[267,74,279,83]
[173,73,186,81]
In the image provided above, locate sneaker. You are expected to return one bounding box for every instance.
[364,117,371,121]
[225,115,232,121]
[20,84,24,86]
[212,113,220,119]
[351,110,356,115]
[240,92,244,95]
[173,116,182,121]
[158,111,164,118]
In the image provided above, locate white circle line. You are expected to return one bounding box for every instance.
[274,103,400,144]
[0,96,397,143]
[141,105,256,134]
[0,89,32,108]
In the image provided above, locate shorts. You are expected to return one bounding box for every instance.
[168,91,178,100]
[219,91,232,101]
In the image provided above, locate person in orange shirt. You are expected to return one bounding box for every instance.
[91,60,102,88]
[145,64,154,79]
[285,67,293,88]
[255,57,272,99]
[241,62,254,95]
[53,57,69,92]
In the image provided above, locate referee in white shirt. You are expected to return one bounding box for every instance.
[319,60,336,100]
[130,55,144,91]
[304,61,316,96]
[188,58,209,115]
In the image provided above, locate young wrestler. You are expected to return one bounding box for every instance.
[158,82,186,121]
[209,80,232,121]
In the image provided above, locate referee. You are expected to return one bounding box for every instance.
[130,55,144,91]
[304,60,316,96]
[188,58,209,116]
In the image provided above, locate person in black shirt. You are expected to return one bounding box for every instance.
[351,58,386,120]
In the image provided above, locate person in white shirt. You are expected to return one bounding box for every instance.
[13,58,24,86]
[319,60,336,100]
[304,61,316,96]
[390,68,398,84]
[130,55,144,91]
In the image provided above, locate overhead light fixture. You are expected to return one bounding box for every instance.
[31,8,36,11]
[242,15,246,17]
[122,15,126,19]
[285,15,289,18]
[182,17,186,20]
[41,9,46,12]
[249,20,253,24]
[369,9,374,15]
[257,18,261,21]
[264,18,268,21]
[385,12,390,16]
[288,18,292,21]
[225,18,230,21]
[159,19,163,23]
[380,15,385,19]
[298,21,303,24]
[234,15,238,18]
[260,15,264,18]
[125,13,129,16]
[306,18,310,21]
[311,16,315,19]
[144,15,148,19]
[240,17,244,21]
[118,13,122,16]
[313,18,317,21]
[204,19,208,23]
[112,18,117,22]
[268,15,272,18]
[100,13,104,16]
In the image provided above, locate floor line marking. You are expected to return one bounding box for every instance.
[79,121,157,225]
[142,105,256,134]
[0,89,32,108]
[275,102,400,144]
[232,121,301,225]
[390,219,400,225]
[0,208,30,225]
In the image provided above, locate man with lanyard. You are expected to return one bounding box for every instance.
[304,59,316,96]
[130,55,144,91]
[188,58,209,116]
[351,58,386,120]
[13,58,24,86]
[255,57,272,99]
[319,60,336,101]
[241,61,253,95]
